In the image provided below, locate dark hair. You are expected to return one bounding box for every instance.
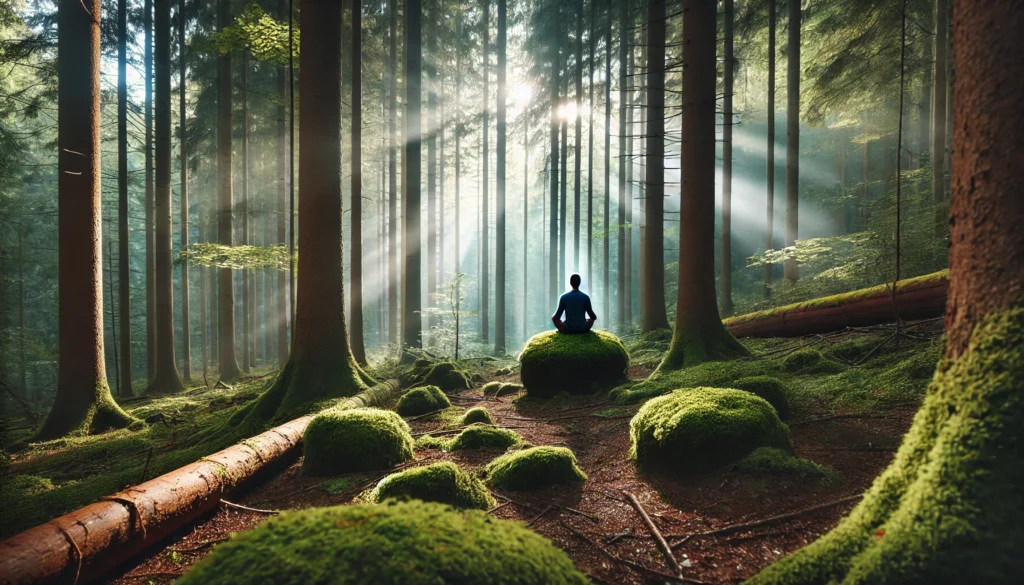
[569,274,581,288]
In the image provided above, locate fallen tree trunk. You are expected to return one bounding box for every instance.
[724,271,948,338]
[0,379,402,585]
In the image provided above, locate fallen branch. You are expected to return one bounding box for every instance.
[526,505,554,527]
[220,500,279,515]
[561,522,708,585]
[169,537,230,553]
[625,491,683,578]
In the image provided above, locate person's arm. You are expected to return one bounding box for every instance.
[552,297,567,332]
[585,296,597,321]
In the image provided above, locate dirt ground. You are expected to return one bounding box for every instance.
[107,371,914,585]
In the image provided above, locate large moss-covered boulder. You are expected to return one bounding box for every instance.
[422,361,473,392]
[302,408,414,476]
[368,461,495,510]
[484,446,587,490]
[730,376,792,420]
[395,385,451,416]
[630,387,792,472]
[519,330,629,397]
[178,500,589,585]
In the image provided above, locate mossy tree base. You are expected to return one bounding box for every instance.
[657,324,749,373]
[748,309,1024,585]
[36,380,138,441]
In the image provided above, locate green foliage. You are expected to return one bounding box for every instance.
[626,329,674,366]
[301,408,413,476]
[731,376,792,420]
[782,349,843,374]
[395,385,451,416]
[320,477,352,495]
[484,446,587,490]
[735,447,837,481]
[178,500,589,585]
[519,330,629,398]
[416,424,522,452]
[461,406,492,425]
[421,362,472,392]
[206,3,298,65]
[613,358,776,403]
[368,461,495,510]
[629,387,792,473]
[824,335,886,363]
[180,243,292,271]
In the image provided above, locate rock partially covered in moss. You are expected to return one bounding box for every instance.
[736,447,836,480]
[731,376,792,420]
[369,461,495,510]
[396,385,451,416]
[484,446,587,490]
[416,424,522,451]
[519,330,629,398]
[630,387,792,472]
[461,407,492,425]
[422,361,473,392]
[302,408,414,476]
[483,381,523,397]
[178,500,589,585]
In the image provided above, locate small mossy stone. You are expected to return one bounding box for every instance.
[484,446,587,490]
[736,447,836,480]
[369,461,495,510]
[462,407,492,425]
[396,385,451,416]
[178,500,589,585]
[731,376,792,420]
[519,330,629,398]
[484,382,523,397]
[481,381,503,395]
[422,361,473,392]
[302,408,414,476]
[450,425,521,451]
[629,387,792,472]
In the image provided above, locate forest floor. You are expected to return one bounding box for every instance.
[61,320,945,585]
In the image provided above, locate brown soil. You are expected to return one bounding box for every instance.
[106,377,914,585]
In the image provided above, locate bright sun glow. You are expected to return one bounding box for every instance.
[513,83,534,104]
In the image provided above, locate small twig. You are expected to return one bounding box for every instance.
[526,504,554,527]
[606,527,632,545]
[561,522,707,584]
[120,572,183,581]
[170,537,229,553]
[221,500,280,515]
[487,501,513,514]
[624,491,683,577]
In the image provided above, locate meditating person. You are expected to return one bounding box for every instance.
[551,274,597,334]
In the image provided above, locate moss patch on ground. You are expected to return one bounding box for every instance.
[730,376,792,420]
[630,387,792,473]
[484,446,587,490]
[613,358,777,403]
[178,500,589,585]
[395,385,451,416]
[782,348,843,374]
[368,461,495,510]
[416,424,522,451]
[482,381,523,397]
[420,362,473,392]
[626,328,674,366]
[461,407,493,425]
[519,330,629,398]
[302,408,413,476]
[735,447,836,481]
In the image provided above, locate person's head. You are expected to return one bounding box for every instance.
[569,274,581,290]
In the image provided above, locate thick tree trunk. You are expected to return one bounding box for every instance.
[764,0,775,298]
[388,0,399,345]
[117,0,134,396]
[751,2,1024,582]
[658,0,747,371]
[641,0,668,332]
[402,0,423,348]
[178,0,190,381]
[494,0,507,354]
[145,0,155,382]
[783,0,800,282]
[217,0,241,381]
[480,0,490,344]
[38,0,135,439]
[616,0,627,331]
[720,0,734,314]
[276,0,290,367]
[350,0,366,365]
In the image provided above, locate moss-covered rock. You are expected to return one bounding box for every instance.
[416,424,522,452]
[178,500,589,585]
[395,385,451,416]
[422,361,473,392]
[782,348,842,374]
[730,376,792,420]
[461,407,493,425]
[483,381,523,397]
[302,408,414,476]
[612,358,776,403]
[368,461,495,510]
[735,447,835,480]
[484,446,587,490]
[629,387,792,472]
[519,330,629,398]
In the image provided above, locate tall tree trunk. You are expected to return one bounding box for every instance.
[586,0,594,288]
[241,55,251,374]
[522,101,529,339]
[148,0,184,393]
[199,205,209,379]
[350,0,366,365]
[603,0,611,323]
[720,0,734,314]
[480,0,490,344]
[659,0,747,371]
[548,29,560,310]
[641,0,668,333]
[573,0,582,271]
[117,0,134,396]
[764,0,775,298]
[931,0,948,225]
[217,0,241,381]
[402,0,423,348]
[179,0,190,381]
[145,0,155,381]
[39,0,136,439]
[425,0,438,342]
[560,114,568,284]
[625,27,634,326]
[276,0,290,367]
[616,0,627,331]
[387,0,399,345]
[454,3,462,308]
[494,0,506,353]
[751,2,1024,580]
[783,0,800,282]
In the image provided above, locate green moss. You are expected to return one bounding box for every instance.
[735,447,836,481]
[422,361,473,392]
[320,477,352,495]
[178,500,588,585]
[824,336,885,363]
[782,348,843,374]
[416,424,522,451]
[613,358,776,403]
[301,408,414,476]
[484,446,587,490]
[395,385,451,416]
[748,308,1024,585]
[630,387,792,472]
[461,407,493,425]
[483,382,523,397]
[627,328,674,365]
[519,330,629,398]
[657,323,751,371]
[731,376,792,420]
[35,379,139,441]
[368,461,495,510]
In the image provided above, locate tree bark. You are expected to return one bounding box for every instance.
[586,0,594,290]
[480,0,490,344]
[241,55,251,374]
[217,0,241,381]
[494,0,507,354]
[931,0,949,224]
[549,25,560,311]
[38,0,136,439]
[402,0,423,348]
[617,0,627,331]
[350,0,366,365]
[573,0,583,271]
[720,0,734,314]
[641,0,668,333]
[603,0,611,324]
[145,0,156,381]
[783,0,800,282]
[178,0,190,381]
[276,0,290,367]
[387,0,399,346]
[117,0,134,396]
[425,0,438,341]
[764,0,775,298]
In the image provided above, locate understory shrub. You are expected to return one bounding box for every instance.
[730,376,792,420]
[395,385,451,416]
[302,408,413,475]
[519,330,629,398]
[368,461,494,510]
[484,446,587,490]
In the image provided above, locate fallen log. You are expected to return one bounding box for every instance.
[0,379,402,585]
[723,270,948,338]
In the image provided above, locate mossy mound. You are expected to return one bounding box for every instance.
[627,328,674,365]
[461,407,493,425]
[519,330,629,398]
[178,500,589,585]
[302,408,414,476]
[368,461,495,510]
[483,381,523,397]
[735,447,836,480]
[395,385,451,416]
[416,424,522,451]
[730,376,792,420]
[612,358,776,403]
[484,446,587,490]
[782,348,842,374]
[421,361,473,392]
[629,387,792,472]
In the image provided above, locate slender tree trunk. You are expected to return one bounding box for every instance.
[178,0,190,381]
[425,0,437,342]
[624,23,634,326]
[549,29,560,310]
[240,55,251,374]
[573,0,582,271]
[387,0,399,345]
[617,0,627,331]
[350,0,367,365]
[403,0,423,348]
[494,0,507,353]
[276,0,290,367]
[199,208,209,379]
[764,0,775,298]
[217,0,241,381]
[117,0,134,396]
[931,0,948,223]
[522,107,528,339]
[586,0,594,288]
[454,3,462,290]
[18,229,27,398]
[640,0,668,332]
[720,0,734,314]
[659,0,747,371]
[480,0,490,343]
[603,0,611,323]
[39,0,135,439]
[145,0,155,381]
[560,114,568,284]
[783,0,800,282]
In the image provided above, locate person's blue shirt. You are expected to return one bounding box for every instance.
[553,289,597,332]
